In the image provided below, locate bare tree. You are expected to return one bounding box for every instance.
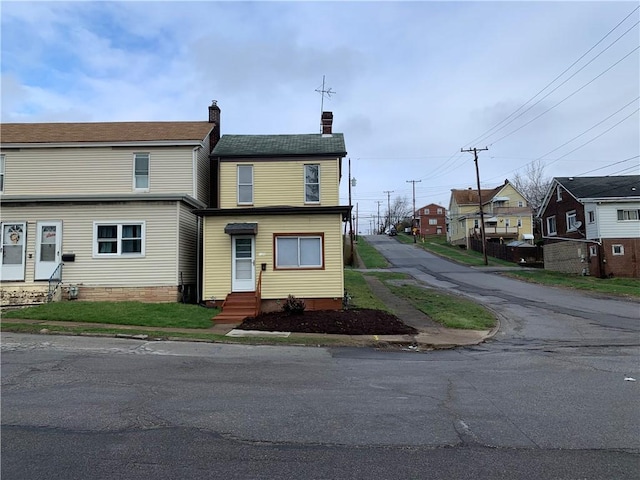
[385,196,412,227]
[512,160,551,215]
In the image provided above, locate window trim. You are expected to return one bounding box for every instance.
[589,245,597,257]
[556,186,562,201]
[566,210,577,232]
[617,209,640,221]
[429,218,438,225]
[612,244,624,256]
[304,164,320,204]
[546,215,557,236]
[237,164,254,205]
[133,153,150,191]
[273,233,324,270]
[588,211,595,224]
[93,221,146,257]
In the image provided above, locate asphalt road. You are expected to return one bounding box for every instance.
[2,237,639,479]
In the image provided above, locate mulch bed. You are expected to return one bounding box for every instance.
[237,308,418,335]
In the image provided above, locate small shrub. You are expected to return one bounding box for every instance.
[282,295,306,315]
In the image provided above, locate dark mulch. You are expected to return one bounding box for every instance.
[237,308,418,335]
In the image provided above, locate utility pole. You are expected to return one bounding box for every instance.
[348,157,354,265]
[461,147,489,266]
[375,201,383,234]
[406,179,422,243]
[383,190,394,231]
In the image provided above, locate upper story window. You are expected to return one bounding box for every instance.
[517,218,522,227]
[518,201,524,207]
[237,165,253,205]
[437,208,443,214]
[424,208,430,215]
[566,210,577,231]
[304,164,320,203]
[546,216,557,235]
[505,218,511,227]
[94,222,145,257]
[134,153,149,190]
[588,211,596,223]
[617,209,640,221]
[0,154,5,192]
[556,186,563,201]
[429,218,437,225]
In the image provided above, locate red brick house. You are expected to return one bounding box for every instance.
[414,203,446,236]
[538,175,640,278]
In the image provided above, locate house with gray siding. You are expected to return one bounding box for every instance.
[0,102,220,305]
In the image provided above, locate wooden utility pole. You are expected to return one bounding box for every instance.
[383,190,394,230]
[406,179,422,243]
[348,158,354,265]
[375,201,383,234]
[461,147,489,266]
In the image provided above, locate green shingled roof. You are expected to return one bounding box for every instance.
[212,133,346,157]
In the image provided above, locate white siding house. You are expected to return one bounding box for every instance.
[0,102,220,305]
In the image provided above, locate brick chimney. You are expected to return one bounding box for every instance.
[321,111,333,134]
[208,100,221,152]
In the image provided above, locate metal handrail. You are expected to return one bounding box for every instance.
[47,262,64,302]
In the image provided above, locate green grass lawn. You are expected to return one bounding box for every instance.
[4,301,219,328]
[354,236,389,268]
[504,270,640,298]
[343,269,391,311]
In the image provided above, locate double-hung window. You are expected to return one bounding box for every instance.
[566,210,577,231]
[429,219,437,225]
[304,164,320,203]
[237,165,253,204]
[546,216,557,235]
[275,234,323,269]
[0,154,5,192]
[617,209,640,221]
[134,153,149,190]
[94,222,145,256]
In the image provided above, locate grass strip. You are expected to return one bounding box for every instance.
[3,301,219,328]
[385,283,496,330]
[354,236,389,268]
[343,270,391,311]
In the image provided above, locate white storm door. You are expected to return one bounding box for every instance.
[231,236,255,292]
[35,221,62,280]
[1,222,27,281]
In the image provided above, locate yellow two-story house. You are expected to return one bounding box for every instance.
[196,113,350,321]
[448,180,534,248]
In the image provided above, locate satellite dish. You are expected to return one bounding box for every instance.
[574,221,582,229]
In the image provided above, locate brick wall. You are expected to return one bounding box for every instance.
[601,238,640,278]
[66,285,181,302]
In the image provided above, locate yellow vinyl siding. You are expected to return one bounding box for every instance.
[0,201,184,287]
[219,159,340,208]
[2,146,197,196]
[202,214,344,301]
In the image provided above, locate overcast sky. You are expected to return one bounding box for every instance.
[2,1,639,227]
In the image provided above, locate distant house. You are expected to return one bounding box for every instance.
[448,180,533,248]
[0,102,220,305]
[414,203,446,236]
[538,175,640,278]
[195,112,351,323]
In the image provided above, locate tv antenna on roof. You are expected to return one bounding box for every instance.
[315,75,336,130]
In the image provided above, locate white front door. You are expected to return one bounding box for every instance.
[35,221,62,280]
[1,222,27,281]
[232,236,255,292]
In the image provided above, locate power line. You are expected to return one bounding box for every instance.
[576,155,640,176]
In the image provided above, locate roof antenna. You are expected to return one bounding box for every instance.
[315,75,335,133]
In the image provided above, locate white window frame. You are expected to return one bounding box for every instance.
[304,164,320,203]
[589,245,597,257]
[437,208,442,214]
[504,218,511,227]
[617,209,640,221]
[133,153,150,191]
[424,208,430,215]
[93,221,145,257]
[546,216,557,236]
[566,210,577,231]
[612,244,624,256]
[588,211,595,223]
[473,219,479,228]
[556,186,562,201]
[237,165,253,205]
[274,234,323,269]
[517,218,522,227]
[429,218,437,225]
[0,154,5,192]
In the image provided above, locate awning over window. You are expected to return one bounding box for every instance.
[224,223,258,235]
[522,233,534,240]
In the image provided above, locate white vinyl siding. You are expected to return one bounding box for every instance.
[0,154,5,192]
[0,201,185,287]
[2,146,195,196]
[584,201,640,239]
[177,203,198,284]
[94,222,145,257]
[195,138,210,203]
